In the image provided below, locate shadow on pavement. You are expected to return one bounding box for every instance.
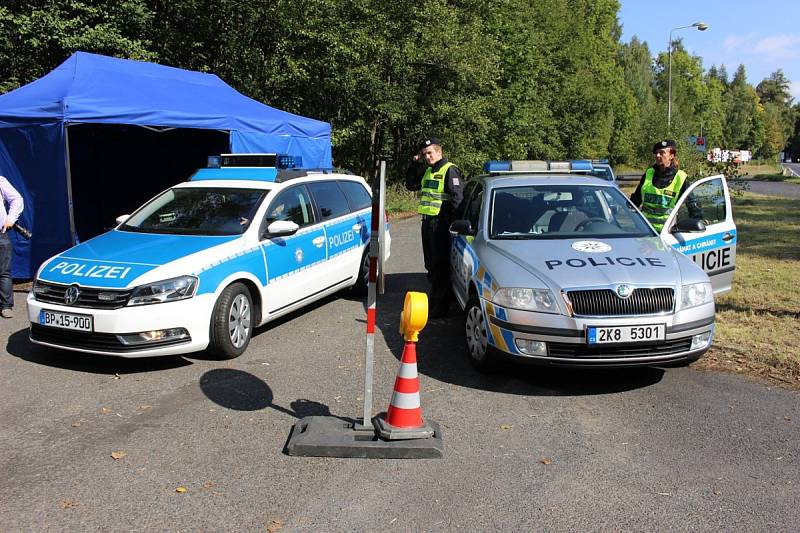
[199,368,354,422]
[377,273,664,397]
[5,328,192,374]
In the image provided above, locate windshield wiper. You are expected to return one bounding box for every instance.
[492,233,535,240]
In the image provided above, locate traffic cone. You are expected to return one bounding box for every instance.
[373,340,434,440]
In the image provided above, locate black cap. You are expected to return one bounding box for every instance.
[652,139,676,153]
[418,137,442,152]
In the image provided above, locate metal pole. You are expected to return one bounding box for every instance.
[377,161,387,295]
[668,30,673,132]
[63,123,78,245]
[359,166,383,429]
[667,23,708,133]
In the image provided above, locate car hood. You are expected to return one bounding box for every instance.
[37,230,239,288]
[486,236,682,290]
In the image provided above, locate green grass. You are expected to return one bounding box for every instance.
[697,193,800,387]
[739,163,782,176]
[613,164,645,175]
[385,182,419,216]
[737,163,800,184]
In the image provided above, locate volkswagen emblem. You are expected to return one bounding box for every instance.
[64,284,81,305]
[616,284,633,299]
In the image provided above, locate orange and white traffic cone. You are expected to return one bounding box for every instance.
[373,339,434,440]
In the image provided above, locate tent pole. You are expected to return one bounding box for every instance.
[64,123,78,245]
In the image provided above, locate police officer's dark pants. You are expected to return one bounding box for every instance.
[0,232,13,310]
[421,215,452,315]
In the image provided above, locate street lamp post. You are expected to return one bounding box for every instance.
[668,22,709,132]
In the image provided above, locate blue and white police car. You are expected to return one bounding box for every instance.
[449,160,736,370]
[28,154,390,359]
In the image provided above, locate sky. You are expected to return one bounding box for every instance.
[618,0,800,101]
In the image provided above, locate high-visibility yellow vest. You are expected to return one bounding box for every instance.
[417,162,454,216]
[640,167,687,231]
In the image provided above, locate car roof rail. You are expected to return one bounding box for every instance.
[273,167,356,183]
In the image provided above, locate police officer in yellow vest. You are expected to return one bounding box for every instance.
[631,139,693,232]
[405,137,463,317]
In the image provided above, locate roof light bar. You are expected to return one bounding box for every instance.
[483,159,594,174]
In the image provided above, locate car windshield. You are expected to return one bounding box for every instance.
[119,187,267,235]
[490,184,654,240]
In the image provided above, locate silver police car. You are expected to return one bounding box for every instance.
[449,160,734,370]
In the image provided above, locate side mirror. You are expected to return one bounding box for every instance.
[115,214,130,225]
[449,220,475,236]
[264,220,299,237]
[672,217,706,233]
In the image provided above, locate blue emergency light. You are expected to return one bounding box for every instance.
[484,159,594,173]
[570,159,593,171]
[193,153,310,182]
[277,154,303,169]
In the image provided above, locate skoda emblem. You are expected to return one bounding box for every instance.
[64,284,81,305]
[616,284,633,299]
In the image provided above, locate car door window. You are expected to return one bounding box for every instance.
[464,184,484,231]
[264,185,314,229]
[673,177,726,225]
[338,180,372,211]
[308,181,351,220]
[459,181,479,219]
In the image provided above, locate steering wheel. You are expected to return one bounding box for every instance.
[574,218,608,231]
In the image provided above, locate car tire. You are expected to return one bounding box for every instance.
[351,248,370,296]
[464,294,498,372]
[208,282,253,359]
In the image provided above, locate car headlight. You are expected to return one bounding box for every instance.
[680,282,713,310]
[493,287,557,313]
[127,276,198,306]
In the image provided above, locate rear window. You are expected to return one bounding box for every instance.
[338,180,372,211]
[307,181,351,221]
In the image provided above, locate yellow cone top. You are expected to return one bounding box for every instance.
[399,291,428,342]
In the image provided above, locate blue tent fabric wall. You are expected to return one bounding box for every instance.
[0,52,332,278]
[0,124,69,278]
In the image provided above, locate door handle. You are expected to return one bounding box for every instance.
[352,223,362,231]
[722,232,734,242]
[312,236,325,247]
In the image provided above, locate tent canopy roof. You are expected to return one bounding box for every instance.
[0,52,330,138]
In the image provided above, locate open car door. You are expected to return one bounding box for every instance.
[660,174,737,294]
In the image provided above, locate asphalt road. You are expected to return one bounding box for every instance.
[746,180,800,198]
[781,162,800,178]
[1,216,799,531]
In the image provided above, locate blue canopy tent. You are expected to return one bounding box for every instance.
[0,51,332,278]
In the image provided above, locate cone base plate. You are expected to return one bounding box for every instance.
[286,416,443,459]
[372,412,435,440]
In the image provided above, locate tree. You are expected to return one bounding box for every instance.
[724,65,765,152]
[653,40,706,140]
[0,0,155,94]
[756,69,793,108]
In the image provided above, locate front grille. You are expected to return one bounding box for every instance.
[34,281,132,309]
[567,288,674,316]
[547,338,693,358]
[30,324,190,353]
